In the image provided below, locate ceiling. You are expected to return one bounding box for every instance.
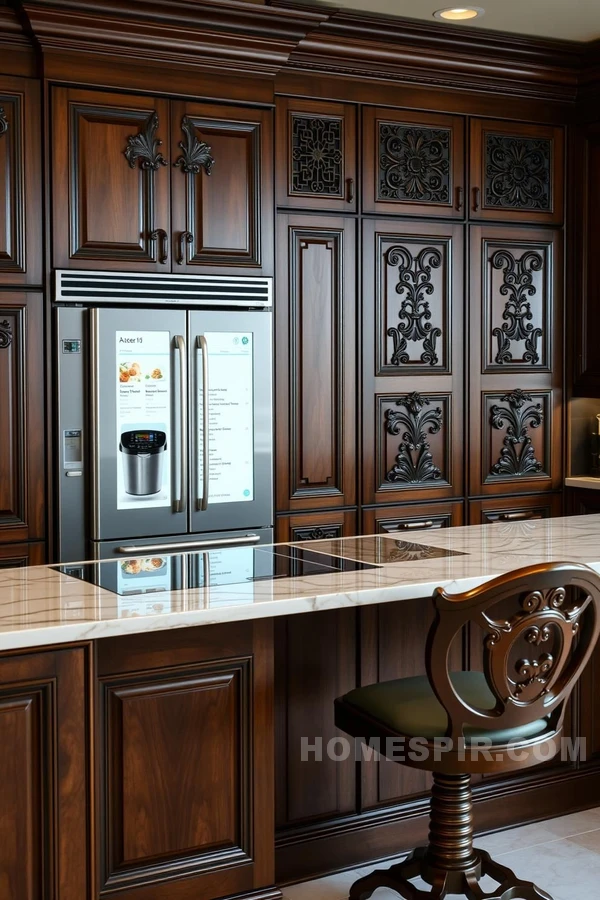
[310,0,600,43]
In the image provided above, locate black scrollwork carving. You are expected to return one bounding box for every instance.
[174,116,214,175]
[0,319,12,349]
[124,112,168,171]
[489,389,544,477]
[293,525,341,542]
[385,392,443,484]
[378,123,451,203]
[0,107,8,137]
[386,245,443,366]
[291,115,343,195]
[485,134,552,211]
[491,249,544,365]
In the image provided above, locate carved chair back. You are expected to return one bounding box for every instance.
[426,562,600,741]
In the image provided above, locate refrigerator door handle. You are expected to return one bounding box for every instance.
[173,334,188,513]
[116,534,262,553]
[196,334,209,511]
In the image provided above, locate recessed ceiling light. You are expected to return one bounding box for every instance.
[433,7,485,21]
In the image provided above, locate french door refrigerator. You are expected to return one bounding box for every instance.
[55,271,273,562]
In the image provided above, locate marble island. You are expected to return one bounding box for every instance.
[1,514,600,652]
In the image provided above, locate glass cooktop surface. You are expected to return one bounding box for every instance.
[53,545,379,597]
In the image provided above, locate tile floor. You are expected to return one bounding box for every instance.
[282,808,600,900]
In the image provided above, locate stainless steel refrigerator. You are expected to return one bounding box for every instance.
[55,271,273,562]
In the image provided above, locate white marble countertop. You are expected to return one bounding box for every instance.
[2,514,600,652]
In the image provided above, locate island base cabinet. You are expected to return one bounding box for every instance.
[95,620,278,900]
[0,646,89,900]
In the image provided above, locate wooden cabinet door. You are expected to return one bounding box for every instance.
[276,214,356,512]
[0,647,88,900]
[575,124,600,392]
[469,119,564,225]
[170,101,273,275]
[468,225,562,497]
[362,219,463,506]
[468,493,562,524]
[52,87,171,270]
[362,107,465,218]
[0,293,44,543]
[276,98,357,211]
[0,541,45,567]
[276,510,357,543]
[362,501,463,534]
[0,76,42,286]
[95,621,275,900]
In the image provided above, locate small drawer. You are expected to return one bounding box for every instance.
[362,501,463,535]
[468,493,563,525]
[276,510,357,543]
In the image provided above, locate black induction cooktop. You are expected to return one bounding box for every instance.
[53,545,379,597]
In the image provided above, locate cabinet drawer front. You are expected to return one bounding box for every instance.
[276,98,357,212]
[52,88,171,270]
[362,502,463,534]
[276,510,357,543]
[469,119,564,225]
[468,494,562,525]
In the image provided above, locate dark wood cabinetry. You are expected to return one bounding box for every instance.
[276,510,357,543]
[0,647,88,900]
[362,107,465,218]
[0,541,45,567]
[52,88,273,274]
[469,119,564,225]
[468,493,563,524]
[276,214,356,512]
[468,225,563,497]
[0,293,45,544]
[362,501,463,533]
[276,98,357,212]
[574,123,600,393]
[362,218,464,506]
[0,76,42,286]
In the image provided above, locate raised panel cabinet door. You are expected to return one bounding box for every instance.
[0,647,88,900]
[275,510,357,542]
[0,76,42,285]
[96,620,274,900]
[469,225,563,497]
[361,501,464,535]
[0,293,44,542]
[362,219,464,506]
[52,87,171,270]
[362,107,465,218]
[171,101,273,275]
[468,493,563,525]
[276,214,356,512]
[469,119,564,225]
[275,98,357,211]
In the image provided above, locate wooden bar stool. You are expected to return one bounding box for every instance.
[335,562,600,900]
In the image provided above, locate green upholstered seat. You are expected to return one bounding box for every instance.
[341,671,549,745]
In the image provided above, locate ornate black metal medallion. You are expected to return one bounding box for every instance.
[378,123,451,204]
[489,389,544,477]
[0,107,8,137]
[491,249,544,365]
[174,116,214,175]
[124,111,168,170]
[385,392,443,484]
[485,133,551,211]
[293,525,340,542]
[386,245,443,366]
[291,115,343,196]
[0,319,12,349]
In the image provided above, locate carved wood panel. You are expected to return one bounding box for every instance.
[171,101,273,274]
[0,294,44,542]
[470,119,564,224]
[363,219,463,505]
[275,510,357,543]
[362,107,464,218]
[469,226,562,496]
[0,648,88,900]
[276,98,357,211]
[276,215,356,512]
[52,87,171,270]
[0,77,42,285]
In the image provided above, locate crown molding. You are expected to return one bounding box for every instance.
[17,0,328,77]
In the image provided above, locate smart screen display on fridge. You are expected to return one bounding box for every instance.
[116,331,172,510]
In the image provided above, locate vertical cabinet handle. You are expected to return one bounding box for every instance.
[456,186,464,211]
[346,178,355,203]
[151,228,168,264]
[173,335,188,514]
[196,334,209,512]
[472,186,480,212]
[177,230,194,265]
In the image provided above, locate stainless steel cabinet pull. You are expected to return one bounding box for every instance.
[456,186,464,211]
[177,230,194,265]
[116,535,261,554]
[151,228,169,263]
[496,511,539,522]
[473,186,480,212]
[197,334,209,511]
[398,520,435,530]
[346,178,355,203]
[173,335,188,513]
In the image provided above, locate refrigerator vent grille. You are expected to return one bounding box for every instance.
[55,270,272,308]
